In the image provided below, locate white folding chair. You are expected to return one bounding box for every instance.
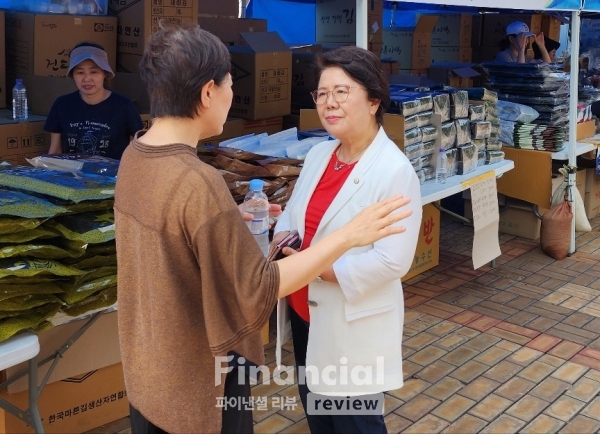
[0,332,44,433]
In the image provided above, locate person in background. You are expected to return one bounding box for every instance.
[272,45,423,434]
[114,22,413,434]
[533,36,561,62]
[44,42,143,160]
[495,21,551,64]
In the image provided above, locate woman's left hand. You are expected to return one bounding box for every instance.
[534,32,546,49]
[239,203,282,222]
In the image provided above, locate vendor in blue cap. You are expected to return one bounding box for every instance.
[45,42,143,160]
[495,21,551,64]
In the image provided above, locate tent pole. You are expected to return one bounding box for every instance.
[568,10,580,255]
[356,0,368,48]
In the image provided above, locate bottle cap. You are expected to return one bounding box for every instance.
[16,78,22,84]
[249,179,263,191]
[439,148,446,152]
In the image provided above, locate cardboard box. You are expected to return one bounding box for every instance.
[428,62,480,88]
[228,32,292,120]
[108,0,198,56]
[299,108,406,150]
[482,14,542,53]
[382,16,438,70]
[315,0,383,44]
[0,363,128,434]
[109,72,149,113]
[541,15,562,42]
[116,53,141,74]
[464,194,543,240]
[577,120,596,141]
[0,11,6,109]
[497,147,552,210]
[198,0,239,17]
[472,14,483,48]
[380,60,400,75]
[585,168,600,218]
[0,110,50,164]
[429,13,473,47]
[5,12,117,79]
[472,46,500,63]
[3,312,120,394]
[430,46,472,64]
[200,116,284,146]
[402,203,440,281]
[20,76,77,116]
[199,17,267,46]
[291,51,319,109]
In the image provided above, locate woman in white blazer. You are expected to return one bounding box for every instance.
[272,46,423,433]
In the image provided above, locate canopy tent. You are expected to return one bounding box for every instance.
[248,0,600,254]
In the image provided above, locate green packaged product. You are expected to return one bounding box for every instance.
[59,274,117,305]
[0,189,68,218]
[67,254,117,270]
[0,302,62,343]
[0,294,63,312]
[0,282,63,302]
[0,166,115,203]
[44,211,115,244]
[62,287,117,317]
[0,241,85,260]
[0,217,43,235]
[0,226,59,244]
[0,258,84,279]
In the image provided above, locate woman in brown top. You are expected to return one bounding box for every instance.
[114,21,414,434]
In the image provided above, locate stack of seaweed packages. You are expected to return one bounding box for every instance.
[482,62,568,151]
[466,88,506,166]
[0,159,117,343]
[197,144,303,208]
[390,88,440,183]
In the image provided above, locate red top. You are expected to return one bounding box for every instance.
[287,148,357,322]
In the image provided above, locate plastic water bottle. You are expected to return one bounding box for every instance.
[436,148,447,184]
[243,179,270,256]
[12,79,28,121]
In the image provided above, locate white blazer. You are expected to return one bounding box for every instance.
[275,127,423,396]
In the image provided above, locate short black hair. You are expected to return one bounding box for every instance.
[316,46,390,125]
[139,20,231,119]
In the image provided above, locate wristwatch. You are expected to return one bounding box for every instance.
[315,275,323,283]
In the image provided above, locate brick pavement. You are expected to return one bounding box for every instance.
[98,213,600,434]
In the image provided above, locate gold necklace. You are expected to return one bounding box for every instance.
[334,146,367,171]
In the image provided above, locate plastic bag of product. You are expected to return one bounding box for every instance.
[67,255,116,270]
[0,189,68,218]
[496,100,540,123]
[0,227,59,244]
[0,258,84,279]
[0,166,115,203]
[469,105,486,121]
[421,153,434,168]
[417,111,434,128]
[499,120,515,146]
[0,282,63,302]
[441,122,457,149]
[0,217,43,235]
[0,302,62,343]
[26,155,119,178]
[59,274,117,305]
[541,195,572,260]
[455,119,471,146]
[478,149,486,166]
[404,143,423,160]
[404,115,419,131]
[0,241,85,260]
[486,151,505,164]
[552,168,591,232]
[421,125,439,143]
[432,93,451,123]
[446,148,458,177]
[409,157,422,172]
[44,211,115,244]
[486,142,503,151]
[465,88,498,103]
[451,91,469,119]
[472,139,486,152]
[1,294,63,312]
[61,286,117,317]
[422,141,436,157]
[404,128,423,147]
[471,121,492,140]
[457,144,478,175]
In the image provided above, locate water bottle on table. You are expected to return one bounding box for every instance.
[12,79,28,121]
[243,179,270,256]
[436,148,447,184]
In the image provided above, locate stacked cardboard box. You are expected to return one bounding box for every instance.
[315,0,384,48]
[429,14,473,64]
[382,15,438,74]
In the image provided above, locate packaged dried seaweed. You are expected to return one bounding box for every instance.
[421,153,434,168]
[422,141,436,157]
[404,128,423,148]
[471,121,492,140]
[469,104,486,121]
[445,148,458,177]
[0,189,67,218]
[478,149,486,166]
[486,151,505,164]
[465,88,498,103]
[451,91,469,119]
[472,139,486,152]
[441,122,457,149]
[432,93,451,122]
[421,125,439,143]
[404,143,423,160]
[404,115,419,131]
[457,143,478,175]
[417,111,434,128]
[409,157,422,172]
[44,211,115,244]
[455,119,471,146]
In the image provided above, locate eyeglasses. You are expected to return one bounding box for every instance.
[310,85,361,105]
